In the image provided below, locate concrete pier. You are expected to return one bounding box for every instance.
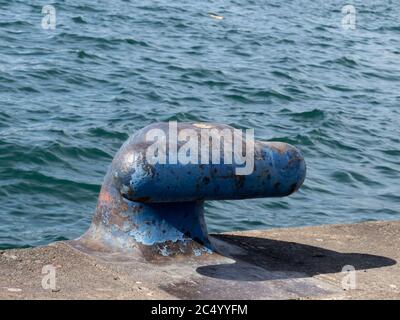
[1,220,399,299]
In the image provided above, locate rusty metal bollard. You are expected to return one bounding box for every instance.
[73,122,306,260]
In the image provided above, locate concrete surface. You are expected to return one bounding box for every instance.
[0,220,399,299]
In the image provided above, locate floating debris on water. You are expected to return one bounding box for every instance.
[208,12,224,20]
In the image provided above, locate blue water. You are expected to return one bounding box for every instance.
[1,0,399,249]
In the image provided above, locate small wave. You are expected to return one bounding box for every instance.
[261,201,290,210]
[0,21,32,28]
[331,170,382,187]
[223,94,255,104]
[378,193,400,203]
[111,97,132,104]
[361,71,398,81]
[75,4,105,13]
[26,68,66,80]
[325,84,354,92]
[271,70,294,80]
[0,111,11,121]
[181,68,225,80]
[276,38,296,45]
[381,149,400,157]
[373,25,400,32]
[57,33,151,48]
[201,80,231,88]
[72,16,87,24]
[164,112,206,122]
[46,143,112,160]
[330,171,355,184]
[76,50,100,60]
[2,168,100,194]
[17,86,40,93]
[253,89,294,101]
[323,56,359,68]
[349,171,383,187]
[374,165,400,176]
[289,109,325,121]
[125,38,150,47]
[87,127,129,140]
[267,134,315,147]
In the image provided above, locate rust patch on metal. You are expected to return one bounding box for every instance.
[98,190,113,205]
[266,142,290,154]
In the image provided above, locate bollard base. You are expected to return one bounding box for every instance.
[77,200,214,261]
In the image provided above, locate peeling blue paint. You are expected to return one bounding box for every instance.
[125,201,210,247]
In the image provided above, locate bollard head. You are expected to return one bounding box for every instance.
[113,122,305,202]
[74,122,306,260]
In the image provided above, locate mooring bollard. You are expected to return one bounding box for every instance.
[74,122,306,260]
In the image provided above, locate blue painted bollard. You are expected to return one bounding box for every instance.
[77,122,306,259]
